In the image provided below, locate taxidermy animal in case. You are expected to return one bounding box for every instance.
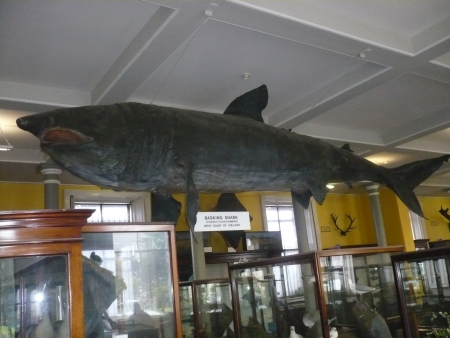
[17,85,449,231]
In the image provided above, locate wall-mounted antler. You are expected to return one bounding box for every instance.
[331,214,357,236]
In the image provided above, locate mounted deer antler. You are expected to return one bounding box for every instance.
[331,214,357,236]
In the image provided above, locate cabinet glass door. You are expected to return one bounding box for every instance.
[0,255,69,338]
[82,231,176,338]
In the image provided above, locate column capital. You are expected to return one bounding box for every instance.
[37,162,62,176]
[40,168,62,176]
[37,162,61,209]
[366,183,380,196]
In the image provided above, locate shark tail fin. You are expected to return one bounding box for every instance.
[384,154,449,218]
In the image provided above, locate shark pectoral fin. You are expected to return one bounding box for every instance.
[291,182,329,208]
[179,161,199,239]
[291,189,313,209]
[308,183,328,205]
[223,85,268,123]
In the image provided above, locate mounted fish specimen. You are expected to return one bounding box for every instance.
[17,85,449,232]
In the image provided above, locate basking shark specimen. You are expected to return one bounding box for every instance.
[17,85,449,230]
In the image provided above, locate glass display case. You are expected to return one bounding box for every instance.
[391,246,450,337]
[0,209,93,338]
[180,278,234,338]
[229,245,404,338]
[243,232,283,251]
[82,222,181,338]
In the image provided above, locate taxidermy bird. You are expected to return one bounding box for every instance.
[330,327,338,338]
[90,251,103,265]
[347,278,378,295]
[303,310,320,328]
[288,326,303,338]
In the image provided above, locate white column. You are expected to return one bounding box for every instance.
[366,184,387,246]
[191,232,206,280]
[292,196,318,321]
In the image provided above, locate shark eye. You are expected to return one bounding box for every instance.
[41,128,93,145]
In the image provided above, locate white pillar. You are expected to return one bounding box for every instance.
[292,196,318,320]
[191,232,206,280]
[366,184,387,246]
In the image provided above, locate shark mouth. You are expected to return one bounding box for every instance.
[40,127,93,145]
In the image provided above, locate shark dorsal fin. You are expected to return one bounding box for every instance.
[223,85,268,123]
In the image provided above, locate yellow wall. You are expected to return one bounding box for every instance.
[379,188,415,251]
[314,193,377,249]
[0,182,106,211]
[419,196,450,242]
[0,182,45,210]
[2,181,449,250]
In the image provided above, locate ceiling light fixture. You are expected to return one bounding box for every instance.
[205,3,218,16]
[242,72,250,80]
[326,184,335,189]
[0,125,13,151]
[359,48,371,59]
[0,145,13,151]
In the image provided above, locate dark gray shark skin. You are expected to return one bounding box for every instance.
[16,85,449,230]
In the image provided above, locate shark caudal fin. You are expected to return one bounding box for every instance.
[385,154,450,218]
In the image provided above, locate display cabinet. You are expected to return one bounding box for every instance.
[243,232,283,251]
[0,209,93,338]
[180,278,234,338]
[82,222,181,338]
[229,245,404,338]
[391,246,450,338]
[429,240,450,248]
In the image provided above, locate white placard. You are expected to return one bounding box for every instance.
[195,212,251,232]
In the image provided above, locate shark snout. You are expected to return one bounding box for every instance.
[16,115,43,137]
[17,114,93,145]
[16,116,29,130]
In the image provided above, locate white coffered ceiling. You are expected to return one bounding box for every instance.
[0,0,449,196]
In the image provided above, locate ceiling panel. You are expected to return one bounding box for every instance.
[231,0,450,53]
[0,0,159,90]
[308,72,450,134]
[365,151,434,167]
[0,1,448,196]
[309,0,450,38]
[432,51,450,68]
[132,19,381,115]
[414,127,450,144]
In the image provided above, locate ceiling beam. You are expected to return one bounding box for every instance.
[382,108,450,147]
[92,3,219,105]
